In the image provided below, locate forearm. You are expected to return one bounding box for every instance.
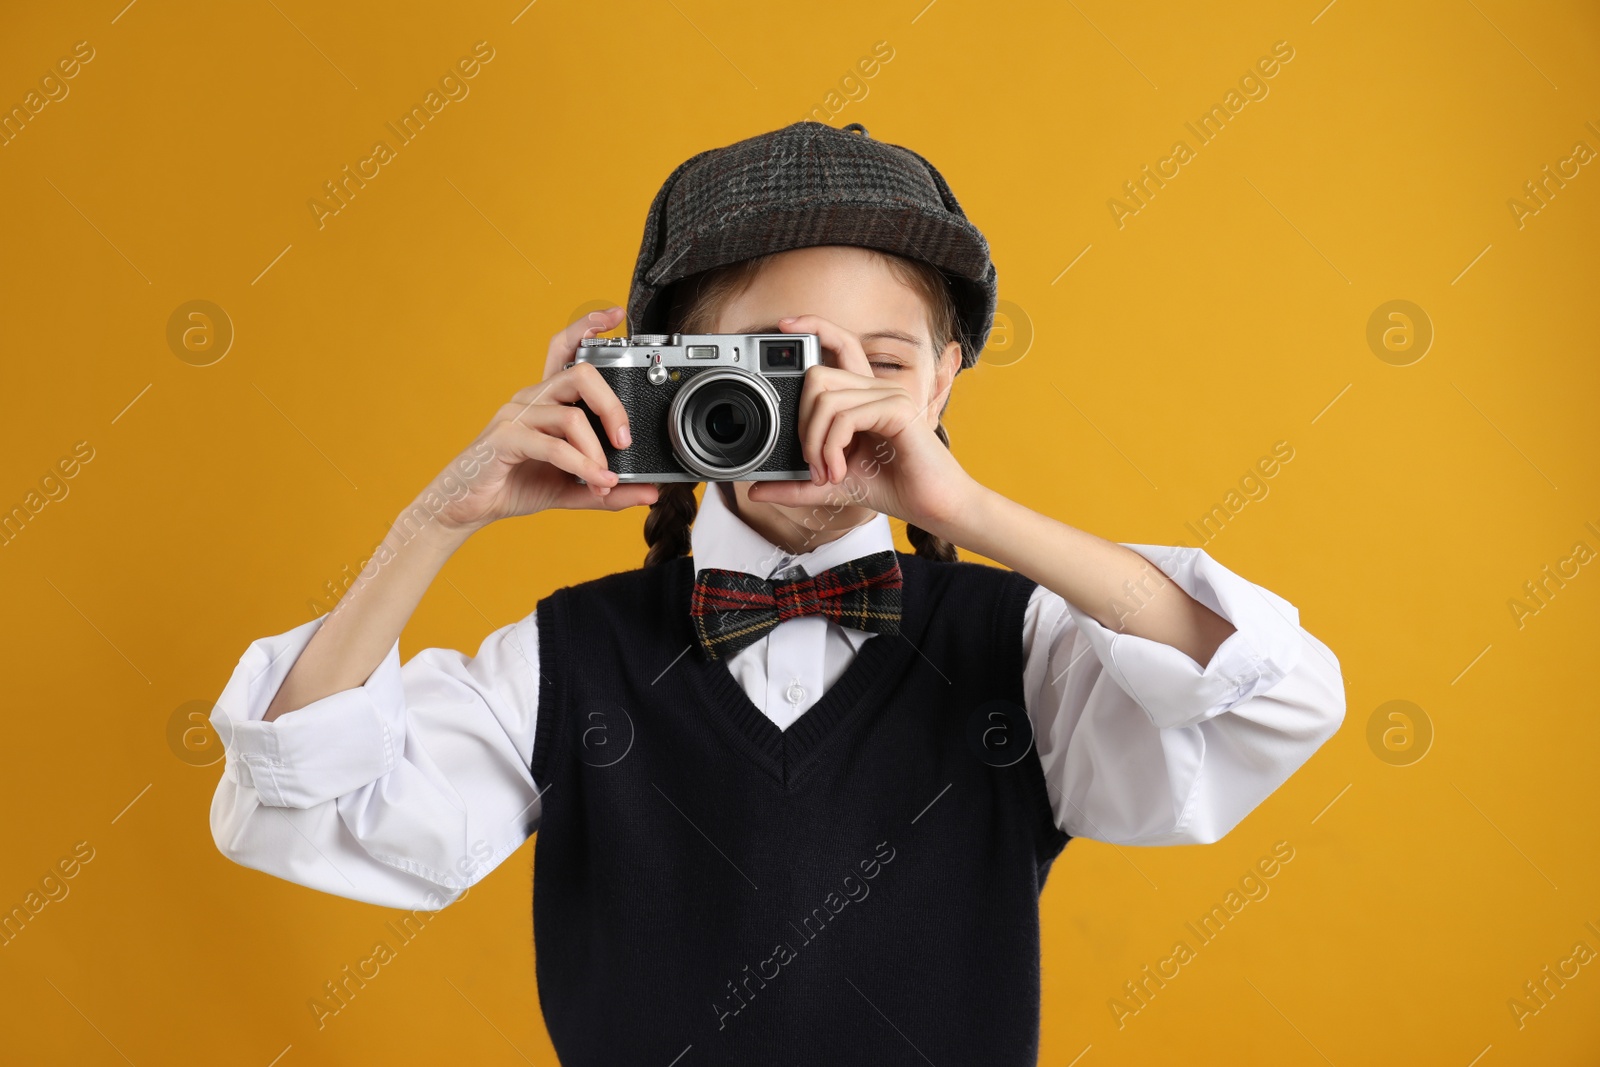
[263,505,474,722]
[928,481,1237,668]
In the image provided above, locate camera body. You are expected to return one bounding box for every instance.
[568,332,823,482]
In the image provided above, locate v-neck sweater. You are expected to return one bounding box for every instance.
[529,550,1071,1065]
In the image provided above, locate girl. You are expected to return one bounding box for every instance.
[210,122,1345,1064]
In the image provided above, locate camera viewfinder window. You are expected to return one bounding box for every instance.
[760,339,800,371]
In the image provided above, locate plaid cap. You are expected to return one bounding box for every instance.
[627,121,998,371]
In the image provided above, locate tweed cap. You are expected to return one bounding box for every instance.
[627,121,997,370]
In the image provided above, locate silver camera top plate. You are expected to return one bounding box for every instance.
[571,332,822,374]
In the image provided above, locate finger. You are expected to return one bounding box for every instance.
[508,402,623,501]
[514,363,633,451]
[778,314,874,378]
[487,420,616,491]
[796,365,880,480]
[566,362,633,451]
[542,306,626,382]
[544,306,626,379]
[488,419,610,487]
[497,400,613,481]
[551,480,661,512]
[509,380,556,407]
[543,404,617,492]
[797,365,878,426]
[819,396,914,483]
[746,476,868,510]
[797,364,879,392]
[802,385,904,482]
[797,375,898,476]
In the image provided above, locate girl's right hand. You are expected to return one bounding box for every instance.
[427,308,661,533]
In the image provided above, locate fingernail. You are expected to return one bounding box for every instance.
[779,317,795,324]
[618,424,632,448]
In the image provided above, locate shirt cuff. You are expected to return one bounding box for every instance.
[210,615,404,809]
[1062,544,1304,731]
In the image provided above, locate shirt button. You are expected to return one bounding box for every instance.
[785,682,806,705]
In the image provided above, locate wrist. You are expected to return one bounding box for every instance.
[915,474,996,549]
[390,498,478,559]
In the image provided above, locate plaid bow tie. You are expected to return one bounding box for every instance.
[690,549,903,660]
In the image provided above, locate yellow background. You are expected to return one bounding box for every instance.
[2,0,1597,1063]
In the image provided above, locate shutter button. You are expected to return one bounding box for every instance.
[786,681,806,705]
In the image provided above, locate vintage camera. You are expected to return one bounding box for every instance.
[568,332,823,482]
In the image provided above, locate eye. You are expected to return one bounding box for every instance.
[868,360,905,372]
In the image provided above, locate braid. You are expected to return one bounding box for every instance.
[643,481,700,567]
[906,421,959,562]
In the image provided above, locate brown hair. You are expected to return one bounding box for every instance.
[642,249,962,567]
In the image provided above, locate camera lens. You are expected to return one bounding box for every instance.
[669,371,781,480]
[688,383,762,463]
[704,401,748,445]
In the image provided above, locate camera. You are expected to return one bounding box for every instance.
[567,332,823,482]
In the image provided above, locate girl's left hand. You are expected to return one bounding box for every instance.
[745,314,975,530]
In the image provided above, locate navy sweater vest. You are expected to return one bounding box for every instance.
[530,551,1072,1065]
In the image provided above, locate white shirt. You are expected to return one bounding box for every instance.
[209,485,1345,910]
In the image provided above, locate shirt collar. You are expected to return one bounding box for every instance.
[690,483,895,646]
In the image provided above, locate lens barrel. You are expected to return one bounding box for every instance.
[667,370,781,480]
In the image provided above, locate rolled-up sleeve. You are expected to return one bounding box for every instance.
[218,620,401,809]
[209,612,544,910]
[1025,544,1346,845]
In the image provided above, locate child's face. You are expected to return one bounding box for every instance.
[715,243,958,413]
[715,244,961,541]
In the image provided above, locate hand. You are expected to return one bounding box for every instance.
[424,308,661,533]
[745,314,974,530]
